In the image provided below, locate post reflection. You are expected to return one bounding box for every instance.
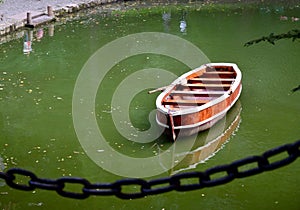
[180,10,187,34]
[48,24,54,37]
[23,30,33,55]
[162,11,171,32]
[162,9,188,34]
[36,28,44,42]
[22,24,55,55]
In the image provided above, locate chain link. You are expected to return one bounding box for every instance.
[5,168,37,191]
[55,177,90,199]
[83,183,117,196]
[113,179,148,199]
[0,139,299,199]
[142,177,175,195]
[170,171,206,191]
[29,177,60,190]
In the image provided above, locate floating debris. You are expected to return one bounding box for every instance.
[28,202,43,207]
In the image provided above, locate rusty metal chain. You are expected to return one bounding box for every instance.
[0,139,299,199]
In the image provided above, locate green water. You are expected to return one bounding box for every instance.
[1,2,300,210]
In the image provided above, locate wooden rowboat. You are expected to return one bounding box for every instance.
[155,63,242,141]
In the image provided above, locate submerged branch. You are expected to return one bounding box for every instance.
[244,29,300,47]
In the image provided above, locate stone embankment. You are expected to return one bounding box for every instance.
[0,0,119,36]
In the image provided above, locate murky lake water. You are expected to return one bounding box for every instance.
[0,2,300,209]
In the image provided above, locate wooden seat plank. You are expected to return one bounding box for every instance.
[171,90,225,96]
[204,71,235,75]
[162,99,209,106]
[184,84,231,88]
[189,78,235,82]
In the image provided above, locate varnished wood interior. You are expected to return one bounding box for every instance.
[205,66,234,72]
[161,65,237,110]
[171,90,225,97]
[183,83,231,89]
[188,78,235,84]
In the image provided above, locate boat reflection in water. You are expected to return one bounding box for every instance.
[169,100,242,175]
